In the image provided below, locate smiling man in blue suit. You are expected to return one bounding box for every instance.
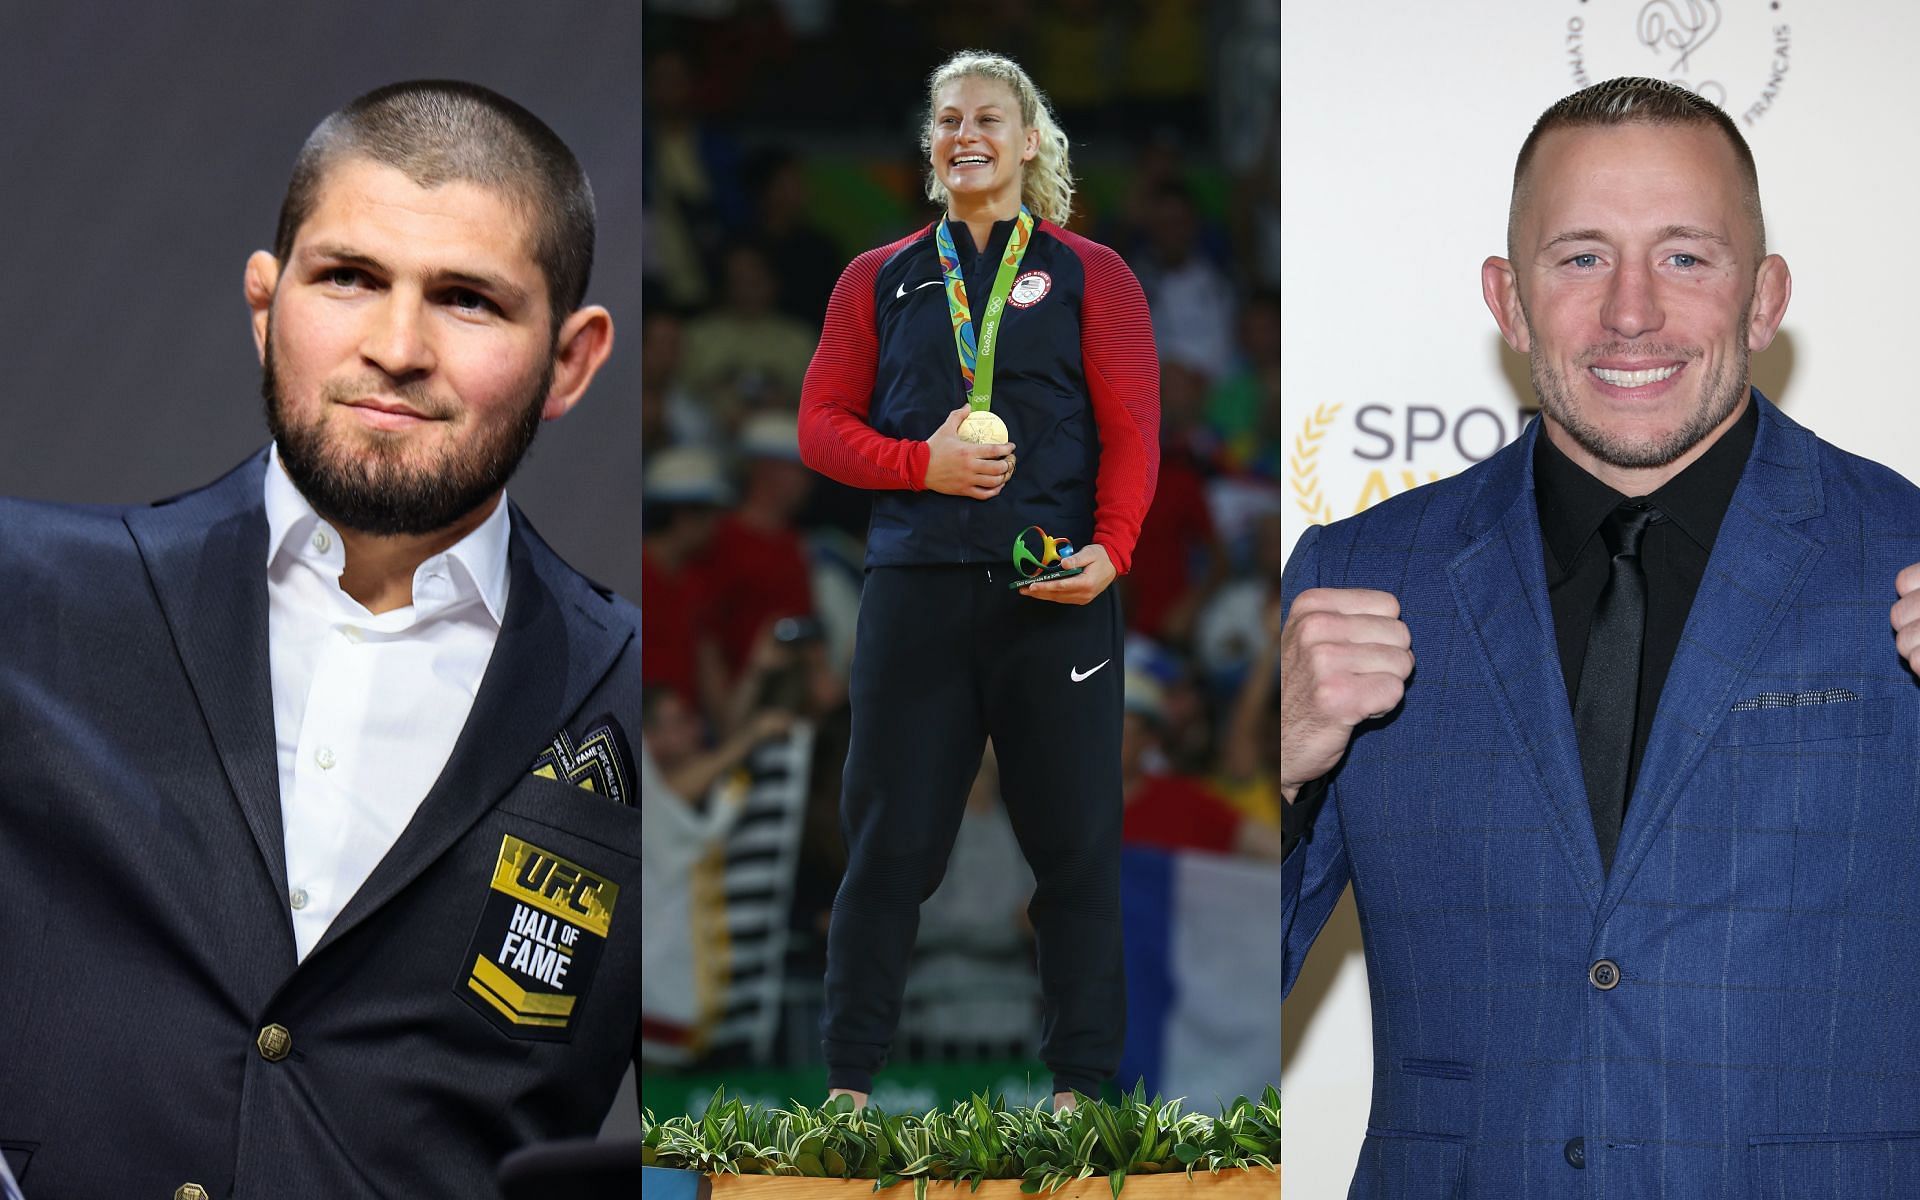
[1282,77,1920,1197]
[0,82,638,1198]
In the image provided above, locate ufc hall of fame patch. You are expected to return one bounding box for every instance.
[531,715,633,805]
[459,834,621,1041]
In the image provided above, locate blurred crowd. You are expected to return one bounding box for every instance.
[638,0,1280,1084]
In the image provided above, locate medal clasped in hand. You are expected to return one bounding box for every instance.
[939,209,1031,449]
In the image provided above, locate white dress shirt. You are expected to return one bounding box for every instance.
[264,446,511,960]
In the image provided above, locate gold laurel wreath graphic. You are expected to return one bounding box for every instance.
[1289,403,1342,526]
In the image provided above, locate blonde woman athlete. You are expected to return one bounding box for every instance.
[797,50,1161,1113]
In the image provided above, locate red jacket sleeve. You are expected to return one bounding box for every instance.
[798,233,932,491]
[1055,227,1161,575]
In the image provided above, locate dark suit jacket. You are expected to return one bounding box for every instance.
[0,453,640,1199]
[1282,396,1920,1197]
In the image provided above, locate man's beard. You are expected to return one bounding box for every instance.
[1527,317,1749,473]
[262,332,553,537]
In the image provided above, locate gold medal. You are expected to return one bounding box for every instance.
[957,409,1009,445]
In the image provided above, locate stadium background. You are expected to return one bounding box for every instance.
[0,0,646,1141]
[638,1,1282,1121]
[1280,4,1920,1194]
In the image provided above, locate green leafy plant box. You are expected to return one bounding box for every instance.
[704,1166,1279,1198]
[645,1086,1282,1199]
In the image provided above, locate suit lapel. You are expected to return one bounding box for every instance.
[1599,395,1823,915]
[309,507,632,958]
[123,453,290,905]
[1447,419,1606,907]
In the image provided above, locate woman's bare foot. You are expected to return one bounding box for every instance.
[1053,1091,1077,1112]
[827,1087,869,1110]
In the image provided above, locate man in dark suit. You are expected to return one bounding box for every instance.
[1282,77,1920,1197]
[0,80,637,1199]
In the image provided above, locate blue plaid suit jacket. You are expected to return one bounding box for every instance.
[1282,394,1920,1198]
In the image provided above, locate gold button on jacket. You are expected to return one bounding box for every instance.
[256,1023,292,1062]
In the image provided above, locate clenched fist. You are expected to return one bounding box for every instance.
[1892,563,1920,676]
[1280,588,1414,803]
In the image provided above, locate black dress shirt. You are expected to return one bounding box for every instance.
[1534,399,1756,811]
[1282,401,1758,856]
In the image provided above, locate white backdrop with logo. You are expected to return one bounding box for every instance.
[1282,2,1920,1193]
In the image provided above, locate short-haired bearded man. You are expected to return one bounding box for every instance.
[1282,77,1920,1197]
[0,81,637,1197]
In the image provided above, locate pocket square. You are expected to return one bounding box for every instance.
[531,713,633,805]
[1730,688,1860,712]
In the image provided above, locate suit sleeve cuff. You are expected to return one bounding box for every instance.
[1281,774,1331,860]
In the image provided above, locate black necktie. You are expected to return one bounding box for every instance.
[1574,502,1662,873]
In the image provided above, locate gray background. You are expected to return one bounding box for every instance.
[0,0,643,1138]
[0,1,642,601]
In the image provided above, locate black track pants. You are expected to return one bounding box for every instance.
[821,565,1125,1097]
